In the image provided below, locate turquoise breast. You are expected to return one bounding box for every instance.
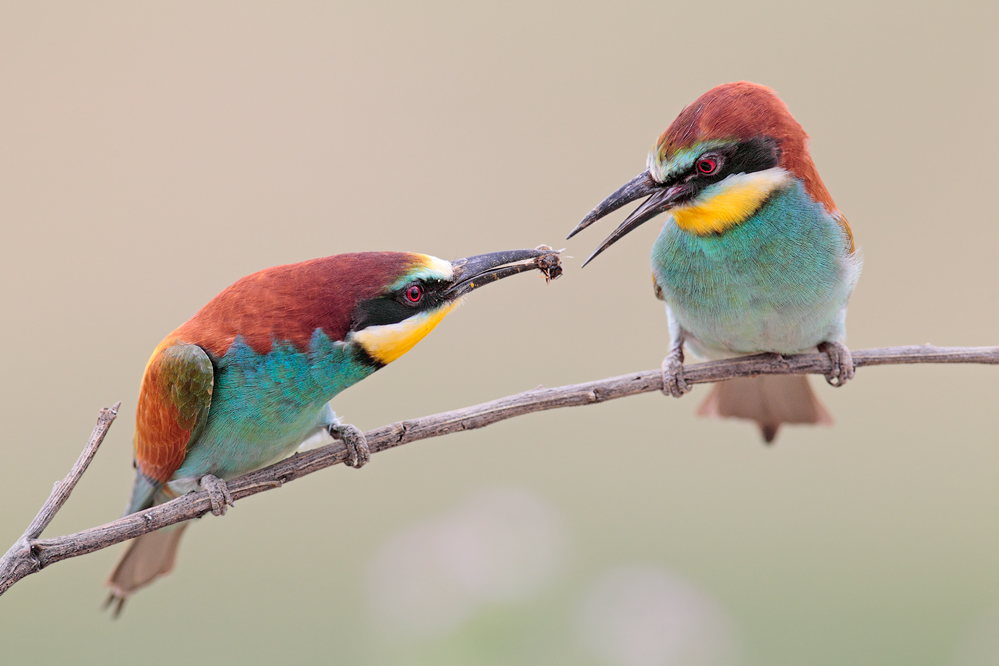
[174,329,376,480]
[651,180,858,357]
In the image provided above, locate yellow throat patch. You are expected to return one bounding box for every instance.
[352,301,460,365]
[671,168,791,235]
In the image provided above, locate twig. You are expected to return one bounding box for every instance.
[0,402,120,595]
[1,345,995,596]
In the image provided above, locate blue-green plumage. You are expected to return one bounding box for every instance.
[175,333,372,487]
[653,178,858,359]
[127,331,375,514]
[569,81,861,443]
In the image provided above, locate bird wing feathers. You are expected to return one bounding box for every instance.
[133,342,215,488]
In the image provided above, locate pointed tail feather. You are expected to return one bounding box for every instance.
[105,523,189,615]
[696,375,832,443]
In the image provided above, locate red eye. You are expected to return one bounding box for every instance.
[696,157,718,175]
[405,284,423,303]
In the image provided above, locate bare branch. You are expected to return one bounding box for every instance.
[1,345,995,596]
[0,402,121,595]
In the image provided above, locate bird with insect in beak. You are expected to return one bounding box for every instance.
[568,82,860,442]
[105,247,562,614]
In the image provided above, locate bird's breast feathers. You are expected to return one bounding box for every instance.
[653,177,860,356]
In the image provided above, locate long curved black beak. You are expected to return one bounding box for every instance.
[445,247,561,299]
[567,170,690,267]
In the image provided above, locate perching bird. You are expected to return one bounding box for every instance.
[568,82,860,442]
[106,248,559,612]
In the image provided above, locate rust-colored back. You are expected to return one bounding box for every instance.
[174,252,420,357]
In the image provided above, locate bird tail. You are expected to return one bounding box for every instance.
[696,375,832,443]
[104,523,189,617]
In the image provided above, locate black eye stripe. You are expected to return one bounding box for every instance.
[352,280,450,332]
[688,137,781,185]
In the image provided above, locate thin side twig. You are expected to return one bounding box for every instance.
[1,344,996,596]
[0,402,120,595]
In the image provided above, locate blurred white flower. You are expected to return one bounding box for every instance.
[576,565,741,666]
[366,487,569,640]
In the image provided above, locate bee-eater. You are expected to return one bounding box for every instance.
[568,82,860,442]
[106,248,559,611]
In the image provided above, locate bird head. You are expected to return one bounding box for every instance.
[173,248,559,364]
[347,248,557,366]
[568,82,838,265]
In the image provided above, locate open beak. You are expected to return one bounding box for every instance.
[567,170,691,267]
[445,247,561,299]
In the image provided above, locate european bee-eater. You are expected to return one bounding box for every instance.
[568,82,860,442]
[106,248,560,611]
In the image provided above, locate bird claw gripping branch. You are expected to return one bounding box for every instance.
[328,422,371,468]
[199,475,234,517]
[818,341,855,387]
[661,348,691,398]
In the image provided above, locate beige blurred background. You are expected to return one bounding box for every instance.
[1,1,997,664]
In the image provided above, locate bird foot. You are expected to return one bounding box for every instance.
[328,422,370,469]
[200,474,234,516]
[818,341,855,387]
[661,351,691,398]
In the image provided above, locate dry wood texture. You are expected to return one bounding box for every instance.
[1,345,995,596]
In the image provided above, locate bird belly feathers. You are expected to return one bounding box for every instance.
[172,330,375,483]
[652,179,860,359]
